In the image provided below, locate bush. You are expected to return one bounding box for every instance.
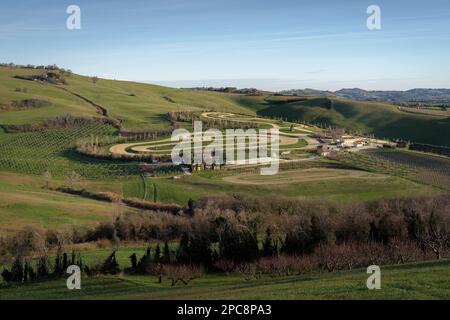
[12,99,51,109]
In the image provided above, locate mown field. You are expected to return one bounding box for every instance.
[1,259,448,300]
[0,172,137,233]
[146,167,437,204]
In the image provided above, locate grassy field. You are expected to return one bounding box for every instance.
[0,67,254,131]
[145,167,437,204]
[0,173,137,234]
[0,68,99,125]
[0,172,136,233]
[1,259,448,300]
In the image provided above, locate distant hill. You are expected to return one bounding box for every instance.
[280,88,450,104]
[334,88,450,104]
[275,88,334,97]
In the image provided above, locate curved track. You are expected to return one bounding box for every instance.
[109,112,321,160]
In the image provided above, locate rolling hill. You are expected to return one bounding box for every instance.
[254,96,450,146]
[281,88,450,103]
[1,65,450,146]
[0,66,254,132]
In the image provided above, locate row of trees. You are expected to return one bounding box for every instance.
[0,63,63,71]
[166,111,261,130]
[1,249,83,284]
[1,195,448,285]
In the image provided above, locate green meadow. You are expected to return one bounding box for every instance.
[1,259,448,300]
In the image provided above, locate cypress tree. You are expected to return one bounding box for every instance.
[37,256,49,279]
[76,253,83,271]
[28,265,36,281]
[62,252,69,270]
[1,269,13,283]
[23,261,29,282]
[129,253,137,270]
[11,256,24,283]
[187,199,196,216]
[136,247,151,273]
[101,251,120,275]
[154,243,161,263]
[53,247,63,277]
[262,228,277,256]
[163,241,170,263]
[177,232,190,263]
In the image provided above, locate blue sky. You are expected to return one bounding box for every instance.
[1,0,450,90]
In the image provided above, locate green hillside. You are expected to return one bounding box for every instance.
[0,66,254,131]
[2,66,450,146]
[0,68,99,125]
[254,96,450,146]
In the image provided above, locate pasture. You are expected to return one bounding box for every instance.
[1,259,448,300]
[0,172,133,233]
[145,167,436,204]
[0,67,255,131]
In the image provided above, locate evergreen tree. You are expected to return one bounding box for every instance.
[101,251,120,275]
[187,199,196,216]
[37,256,49,279]
[219,225,259,263]
[11,255,24,283]
[1,269,12,283]
[262,228,277,256]
[76,254,83,271]
[154,243,161,263]
[136,247,152,273]
[53,247,63,277]
[28,265,36,281]
[62,252,69,270]
[129,253,137,270]
[177,232,190,263]
[163,241,171,263]
[23,262,29,282]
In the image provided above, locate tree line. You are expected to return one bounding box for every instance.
[1,194,448,285]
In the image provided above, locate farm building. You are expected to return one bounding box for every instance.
[336,135,365,148]
[317,145,337,157]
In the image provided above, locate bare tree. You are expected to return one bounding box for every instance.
[413,212,449,260]
[42,170,52,189]
[64,171,84,189]
[162,264,205,286]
